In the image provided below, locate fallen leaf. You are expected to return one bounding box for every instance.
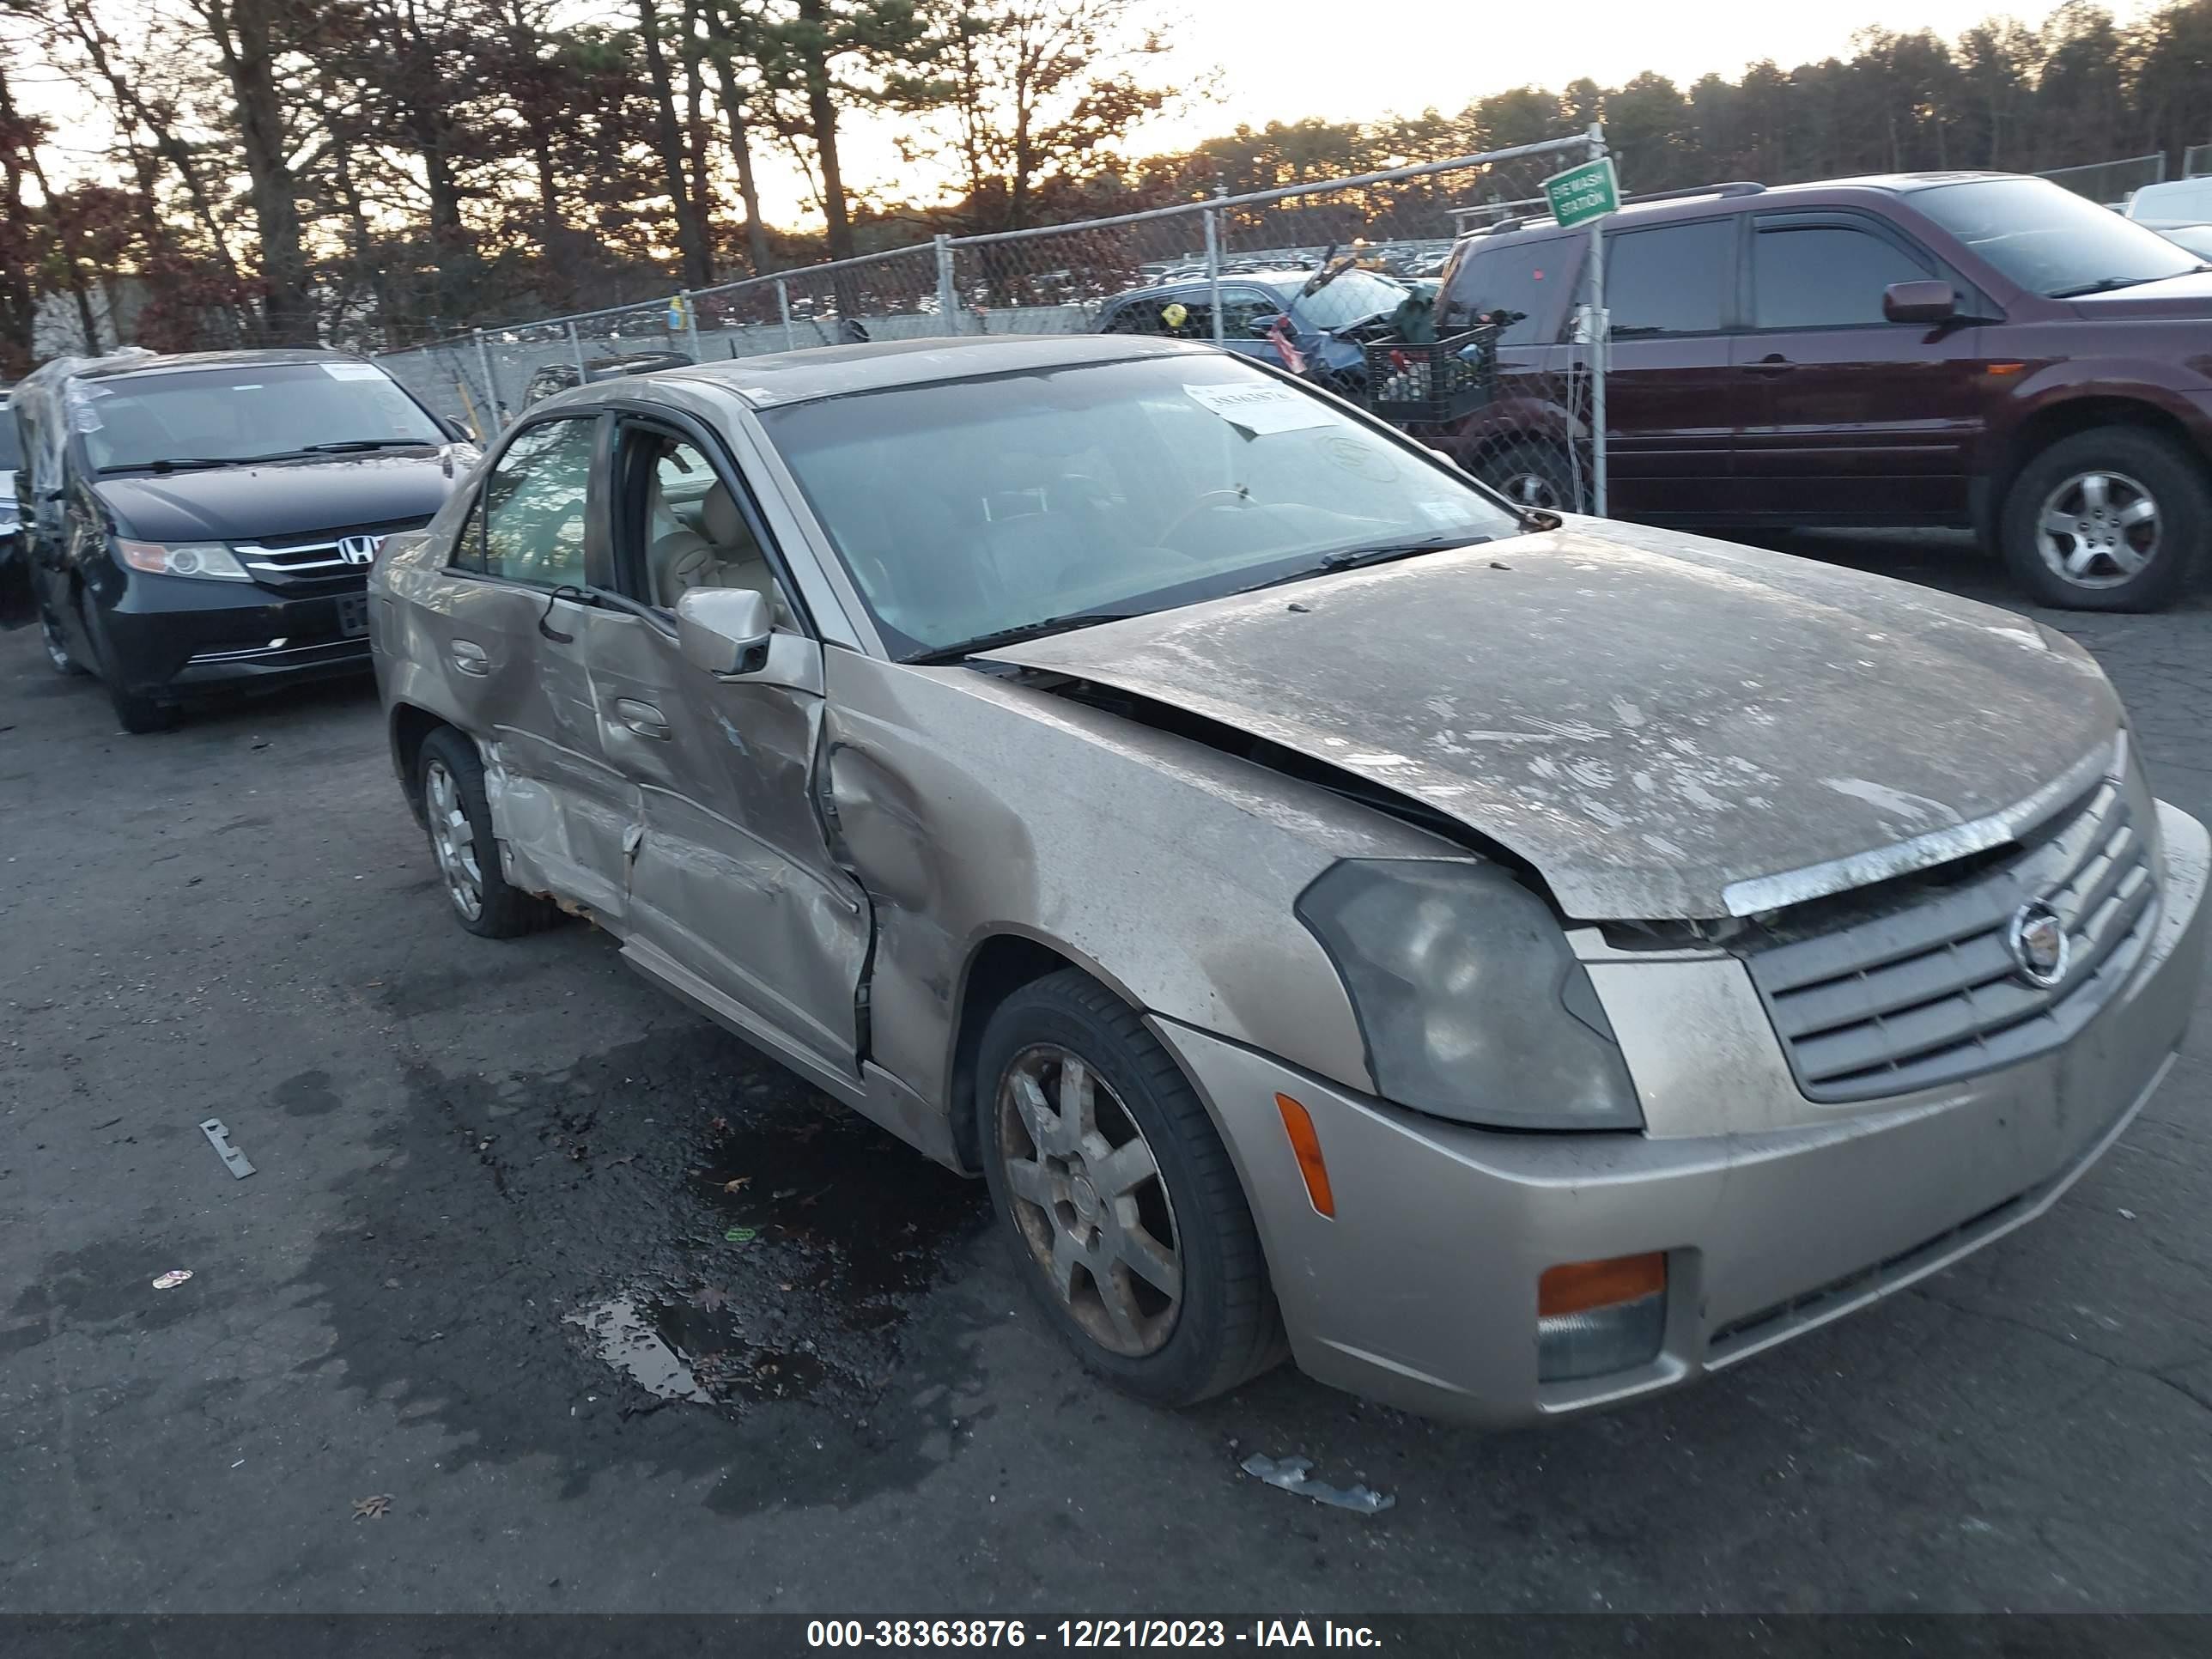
[722,1176,751,1193]
[352,1494,392,1520]
[709,1116,729,1133]
[693,1284,731,1311]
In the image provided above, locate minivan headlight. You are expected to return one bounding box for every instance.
[115,539,251,581]
[1295,859,1643,1131]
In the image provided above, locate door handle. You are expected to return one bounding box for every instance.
[615,698,672,740]
[1747,355,1796,377]
[449,639,491,676]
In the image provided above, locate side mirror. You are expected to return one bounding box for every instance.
[1883,280,1958,325]
[1248,313,1282,338]
[676,586,771,678]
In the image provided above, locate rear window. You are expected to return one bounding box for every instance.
[1607,219,1735,337]
[1442,240,1572,343]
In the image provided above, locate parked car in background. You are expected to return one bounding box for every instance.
[1436,171,2212,610]
[372,334,2206,1425]
[1097,265,1414,382]
[11,348,474,732]
[0,388,26,629]
[2124,177,2212,235]
[520,349,693,409]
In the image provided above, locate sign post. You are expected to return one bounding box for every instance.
[1546,140,1616,515]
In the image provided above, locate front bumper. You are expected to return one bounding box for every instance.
[1150,800,2209,1427]
[101,570,371,700]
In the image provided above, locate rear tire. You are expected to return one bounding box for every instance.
[1999,428,2209,611]
[416,726,557,939]
[1474,437,1577,514]
[977,968,1284,1408]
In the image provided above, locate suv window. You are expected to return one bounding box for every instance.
[465,416,596,586]
[1442,240,1569,343]
[1753,223,1931,328]
[1607,220,1734,337]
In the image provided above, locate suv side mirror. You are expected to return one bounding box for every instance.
[1249,313,1281,338]
[676,586,771,678]
[1883,280,1958,325]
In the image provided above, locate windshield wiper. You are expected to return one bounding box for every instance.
[297,438,437,453]
[912,611,1139,664]
[1236,533,1486,595]
[2048,276,2162,297]
[96,457,249,475]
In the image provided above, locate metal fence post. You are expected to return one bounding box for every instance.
[1205,188,1226,347]
[934,234,960,337]
[471,329,501,435]
[679,290,702,362]
[567,320,586,379]
[1585,124,1610,519]
[776,279,795,350]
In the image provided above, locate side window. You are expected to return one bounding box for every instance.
[1223,287,1285,335]
[480,416,596,587]
[1442,240,1571,343]
[449,500,487,572]
[625,427,795,626]
[1607,220,1735,338]
[1753,223,1934,329]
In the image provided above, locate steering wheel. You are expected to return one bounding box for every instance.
[1157,489,1251,547]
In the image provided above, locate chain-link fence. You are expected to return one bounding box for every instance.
[2186,143,2212,179]
[380,131,1612,512]
[2038,152,2167,206]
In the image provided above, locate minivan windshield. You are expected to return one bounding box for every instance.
[78,361,447,473]
[760,353,1518,660]
[1911,177,2206,296]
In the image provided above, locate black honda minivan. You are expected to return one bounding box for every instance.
[10,349,474,731]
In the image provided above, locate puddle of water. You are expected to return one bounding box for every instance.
[569,1297,708,1403]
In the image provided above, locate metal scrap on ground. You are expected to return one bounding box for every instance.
[1239,1453,1395,1514]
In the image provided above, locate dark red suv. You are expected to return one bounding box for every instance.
[1436,172,2212,610]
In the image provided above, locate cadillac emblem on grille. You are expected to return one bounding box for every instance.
[2007,899,2071,988]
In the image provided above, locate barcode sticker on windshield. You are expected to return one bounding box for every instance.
[1184,382,1333,435]
[323,362,386,382]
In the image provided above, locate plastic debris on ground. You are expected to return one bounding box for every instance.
[1239,1452,1395,1514]
[150,1270,192,1291]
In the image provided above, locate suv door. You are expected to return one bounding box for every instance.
[416,411,641,919]
[585,410,869,1081]
[1732,210,1986,522]
[1600,216,1745,522]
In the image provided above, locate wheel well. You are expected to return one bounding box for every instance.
[945,935,1078,1169]
[1999,398,2202,516]
[389,703,449,823]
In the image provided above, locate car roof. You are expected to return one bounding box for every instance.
[655,333,1215,409]
[1458,170,2025,244]
[76,348,362,383]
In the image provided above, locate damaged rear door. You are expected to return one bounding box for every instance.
[587,410,870,1081]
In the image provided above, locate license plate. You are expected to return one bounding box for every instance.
[336,593,369,638]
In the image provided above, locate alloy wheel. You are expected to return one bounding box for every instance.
[423,759,484,921]
[995,1043,1182,1357]
[2034,469,2160,590]
[1498,469,1564,511]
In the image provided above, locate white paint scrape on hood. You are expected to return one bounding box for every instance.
[987,522,2120,921]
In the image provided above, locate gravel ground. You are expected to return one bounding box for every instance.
[2,531,2209,1616]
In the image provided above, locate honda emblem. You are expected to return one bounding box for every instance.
[338,534,383,567]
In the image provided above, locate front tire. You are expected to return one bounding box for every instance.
[1474,437,1576,513]
[1999,428,2209,611]
[416,726,556,939]
[977,969,1283,1407]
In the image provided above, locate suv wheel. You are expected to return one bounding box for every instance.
[976,969,1285,1407]
[1476,439,1575,513]
[416,726,556,938]
[2000,428,2209,611]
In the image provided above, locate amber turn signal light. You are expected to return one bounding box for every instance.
[1273,1093,1335,1218]
[1539,1251,1667,1316]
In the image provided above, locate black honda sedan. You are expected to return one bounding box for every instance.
[12,349,474,731]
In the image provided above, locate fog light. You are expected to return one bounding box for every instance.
[1537,1252,1666,1382]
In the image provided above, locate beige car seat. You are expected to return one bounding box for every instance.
[650,480,791,624]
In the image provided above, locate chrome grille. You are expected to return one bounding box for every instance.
[235,520,428,587]
[1744,778,2158,1102]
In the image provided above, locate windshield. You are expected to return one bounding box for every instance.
[761,353,1519,660]
[1280,268,1409,331]
[1911,177,2205,296]
[76,361,447,472]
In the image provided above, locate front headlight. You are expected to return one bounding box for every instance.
[115,538,252,581]
[1295,859,1643,1131]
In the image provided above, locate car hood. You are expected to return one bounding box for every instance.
[2064,268,2212,318]
[986,520,2121,921]
[90,448,467,542]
